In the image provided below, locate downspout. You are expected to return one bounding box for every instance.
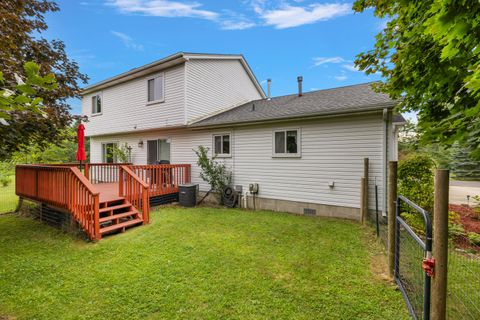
[382,108,389,217]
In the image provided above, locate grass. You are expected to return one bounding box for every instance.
[0,206,409,319]
[0,175,17,214]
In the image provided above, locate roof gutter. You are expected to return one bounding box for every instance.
[80,53,186,95]
[189,107,392,130]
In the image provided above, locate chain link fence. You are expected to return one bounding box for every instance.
[447,234,480,319]
[0,174,17,214]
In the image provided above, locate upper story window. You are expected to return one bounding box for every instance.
[213,134,231,157]
[91,94,102,115]
[147,73,164,103]
[273,129,301,157]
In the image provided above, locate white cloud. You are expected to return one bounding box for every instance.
[334,75,348,81]
[342,63,359,72]
[313,56,345,66]
[111,31,144,51]
[260,3,351,29]
[219,10,255,30]
[107,0,218,20]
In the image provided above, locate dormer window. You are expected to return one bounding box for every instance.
[91,94,102,115]
[147,73,164,104]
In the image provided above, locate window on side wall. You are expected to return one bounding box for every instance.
[147,74,164,103]
[213,134,231,157]
[273,129,301,157]
[91,94,102,115]
[102,142,118,163]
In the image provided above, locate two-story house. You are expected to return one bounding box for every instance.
[81,52,404,220]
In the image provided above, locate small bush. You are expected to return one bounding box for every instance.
[194,146,232,203]
[449,223,466,240]
[467,232,480,246]
[0,175,11,187]
[398,154,435,213]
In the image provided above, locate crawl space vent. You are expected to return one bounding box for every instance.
[304,208,316,215]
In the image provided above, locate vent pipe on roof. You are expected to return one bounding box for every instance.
[297,76,303,97]
[267,79,272,100]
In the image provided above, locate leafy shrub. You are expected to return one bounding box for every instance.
[467,232,480,246]
[398,154,435,213]
[449,223,466,240]
[194,146,231,203]
[0,175,11,187]
[111,143,131,163]
[401,211,426,235]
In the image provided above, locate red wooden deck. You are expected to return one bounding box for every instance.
[15,163,191,240]
[96,183,123,203]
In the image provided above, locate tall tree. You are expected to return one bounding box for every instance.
[353,1,480,157]
[0,0,88,161]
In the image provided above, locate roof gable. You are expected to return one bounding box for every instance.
[81,52,265,97]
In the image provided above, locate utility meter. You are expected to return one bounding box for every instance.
[249,183,259,194]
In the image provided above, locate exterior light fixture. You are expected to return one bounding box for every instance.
[138,140,144,148]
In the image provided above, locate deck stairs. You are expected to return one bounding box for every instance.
[99,198,143,236]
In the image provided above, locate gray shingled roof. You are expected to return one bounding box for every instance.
[191,82,398,127]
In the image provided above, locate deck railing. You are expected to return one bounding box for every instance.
[128,164,191,197]
[16,165,100,240]
[119,165,150,224]
[85,163,131,184]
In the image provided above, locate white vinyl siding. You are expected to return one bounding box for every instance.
[89,112,386,214]
[185,59,263,123]
[82,65,185,137]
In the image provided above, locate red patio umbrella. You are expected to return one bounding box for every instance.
[76,123,87,168]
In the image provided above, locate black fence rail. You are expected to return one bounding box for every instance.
[395,195,432,320]
[364,182,389,248]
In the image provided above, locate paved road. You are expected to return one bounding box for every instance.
[450,180,480,205]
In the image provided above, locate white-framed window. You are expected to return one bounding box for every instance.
[147,73,164,104]
[272,129,301,157]
[91,93,102,115]
[213,134,231,157]
[102,142,118,163]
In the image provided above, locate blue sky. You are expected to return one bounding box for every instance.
[45,0,387,115]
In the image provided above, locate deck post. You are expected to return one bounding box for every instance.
[93,194,100,240]
[142,185,149,224]
[118,166,124,197]
[84,163,89,180]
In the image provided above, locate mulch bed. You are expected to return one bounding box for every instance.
[449,204,480,252]
[449,204,480,233]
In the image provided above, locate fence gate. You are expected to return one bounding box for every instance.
[395,195,433,320]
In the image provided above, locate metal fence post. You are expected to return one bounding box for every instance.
[388,161,398,278]
[364,158,369,225]
[432,169,449,320]
[360,177,366,223]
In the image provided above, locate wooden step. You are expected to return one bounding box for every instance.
[99,211,137,223]
[99,203,131,213]
[100,218,143,235]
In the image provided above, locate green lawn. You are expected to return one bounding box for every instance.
[0,176,17,214]
[0,207,408,319]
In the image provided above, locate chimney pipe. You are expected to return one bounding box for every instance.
[267,79,272,100]
[297,76,303,97]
